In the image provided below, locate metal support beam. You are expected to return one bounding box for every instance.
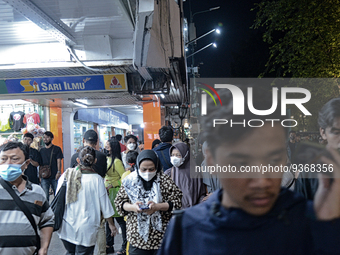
[3,0,77,46]
[137,66,153,81]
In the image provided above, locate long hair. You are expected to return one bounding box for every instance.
[108,139,122,170]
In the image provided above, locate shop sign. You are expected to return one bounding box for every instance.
[75,108,128,128]
[2,74,127,94]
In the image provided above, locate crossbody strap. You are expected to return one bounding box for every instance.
[49,145,55,167]
[0,177,40,251]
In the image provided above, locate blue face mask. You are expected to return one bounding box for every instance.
[0,164,24,182]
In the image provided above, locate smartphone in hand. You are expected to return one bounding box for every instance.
[139,204,149,210]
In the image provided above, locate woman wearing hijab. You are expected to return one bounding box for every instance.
[165,142,206,209]
[57,146,117,254]
[115,150,182,255]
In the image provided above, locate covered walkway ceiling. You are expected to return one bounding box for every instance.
[0,0,187,106]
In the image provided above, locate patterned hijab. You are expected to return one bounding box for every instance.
[123,150,163,242]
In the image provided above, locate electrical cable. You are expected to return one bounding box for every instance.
[127,0,135,27]
[65,44,111,72]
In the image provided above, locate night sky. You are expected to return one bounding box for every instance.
[183,0,265,78]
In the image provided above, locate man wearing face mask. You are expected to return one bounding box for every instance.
[0,142,54,255]
[165,142,206,209]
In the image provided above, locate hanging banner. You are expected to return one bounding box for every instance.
[2,74,127,95]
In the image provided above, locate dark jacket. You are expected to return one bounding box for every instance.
[153,143,172,171]
[158,188,340,255]
[294,172,319,200]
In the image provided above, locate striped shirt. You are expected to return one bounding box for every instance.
[0,175,54,255]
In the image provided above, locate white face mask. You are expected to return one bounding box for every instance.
[127,143,136,151]
[171,156,184,168]
[139,170,157,181]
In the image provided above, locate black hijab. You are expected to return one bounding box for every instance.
[137,150,162,190]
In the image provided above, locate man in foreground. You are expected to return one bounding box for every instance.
[0,142,54,255]
[158,87,340,255]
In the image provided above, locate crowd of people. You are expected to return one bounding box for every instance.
[1,91,340,255]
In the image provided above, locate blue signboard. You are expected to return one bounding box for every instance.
[75,108,128,127]
[3,74,127,94]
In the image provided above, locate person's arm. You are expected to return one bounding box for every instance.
[164,175,183,210]
[310,147,340,254]
[144,175,182,215]
[105,217,118,237]
[144,201,170,215]
[55,147,63,180]
[30,149,42,167]
[37,190,55,254]
[115,159,125,182]
[123,201,144,213]
[38,226,53,255]
[115,185,138,216]
[314,148,340,220]
[30,158,39,167]
[55,158,62,180]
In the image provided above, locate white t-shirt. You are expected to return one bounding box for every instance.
[57,173,114,247]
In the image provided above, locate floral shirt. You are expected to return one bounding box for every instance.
[115,173,182,250]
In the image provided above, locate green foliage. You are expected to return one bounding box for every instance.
[253,0,340,79]
[285,79,339,131]
[252,0,340,130]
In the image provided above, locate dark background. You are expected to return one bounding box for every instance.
[183,0,269,78]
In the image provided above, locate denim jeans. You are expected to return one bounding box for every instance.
[40,178,57,202]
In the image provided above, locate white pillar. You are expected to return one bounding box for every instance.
[62,108,75,171]
[43,106,50,131]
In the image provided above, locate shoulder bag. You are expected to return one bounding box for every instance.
[50,178,67,231]
[0,177,40,254]
[39,146,54,179]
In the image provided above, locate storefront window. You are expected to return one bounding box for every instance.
[73,121,94,153]
[0,102,44,147]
